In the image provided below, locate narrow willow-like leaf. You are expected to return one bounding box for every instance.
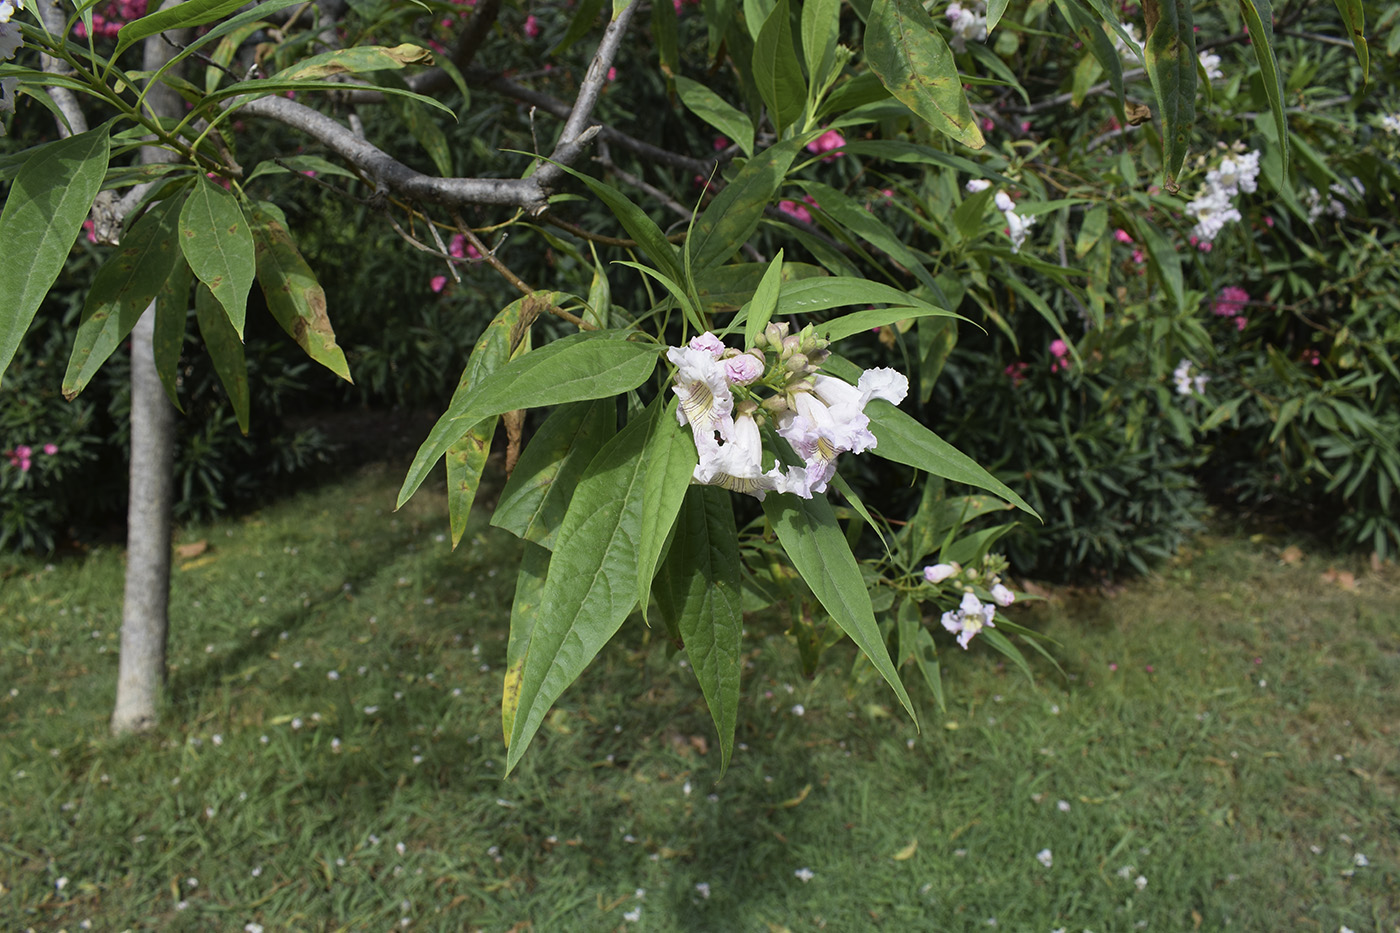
[398,332,660,508]
[179,176,256,340]
[1237,0,1288,173]
[675,76,755,156]
[551,0,606,55]
[491,399,618,548]
[777,275,946,319]
[63,193,186,399]
[635,401,699,620]
[742,249,785,350]
[387,91,454,177]
[985,0,1010,32]
[115,0,248,56]
[801,0,839,90]
[443,294,550,545]
[796,180,938,292]
[152,257,193,412]
[762,492,918,728]
[1330,0,1367,80]
[0,125,111,385]
[248,203,351,381]
[1142,0,1195,185]
[866,0,984,148]
[271,43,433,81]
[194,283,250,434]
[502,541,551,744]
[1134,217,1185,313]
[686,136,808,273]
[504,406,662,773]
[1053,0,1126,119]
[654,486,743,772]
[752,0,806,133]
[819,305,961,343]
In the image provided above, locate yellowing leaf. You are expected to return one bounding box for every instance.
[892,839,919,861]
[780,783,812,808]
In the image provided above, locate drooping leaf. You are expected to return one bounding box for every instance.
[1237,0,1288,174]
[1053,0,1126,119]
[63,192,187,399]
[492,398,618,548]
[272,43,433,82]
[818,304,961,342]
[0,125,111,385]
[1330,0,1367,80]
[795,180,939,292]
[1141,0,1196,185]
[865,0,984,148]
[179,175,256,340]
[752,0,807,133]
[443,294,552,545]
[686,136,808,273]
[153,257,193,411]
[504,404,666,773]
[654,486,743,771]
[635,400,699,620]
[247,203,351,381]
[398,331,661,508]
[502,541,551,744]
[1134,216,1185,314]
[675,76,755,156]
[762,491,918,728]
[194,283,249,434]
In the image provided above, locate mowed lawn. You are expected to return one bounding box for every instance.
[2,462,1397,932]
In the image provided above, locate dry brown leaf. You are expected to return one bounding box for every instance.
[175,540,208,559]
[1280,545,1303,564]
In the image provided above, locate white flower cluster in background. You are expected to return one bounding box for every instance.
[668,327,908,501]
[1377,113,1400,135]
[1185,145,1260,246]
[945,1,987,52]
[1173,358,1209,397]
[922,559,1016,649]
[966,179,1037,254]
[1111,22,1143,66]
[1303,178,1363,223]
[0,0,21,134]
[1198,50,1224,82]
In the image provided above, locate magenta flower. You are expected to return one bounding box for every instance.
[606,67,617,81]
[43,443,58,455]
[1113,228,1134,245]
[805,129,846,162]
[523,14,540,37]
[1213,285,1249,317]
[430,275,448,293]
[777,200,812,224]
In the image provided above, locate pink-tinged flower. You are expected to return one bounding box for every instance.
[990,583,1015,607]
[523,14,540,37]
[1004,361,1029,386]
[1213,285,1249,317]
[723,353,764,386]
[923,563,959,584]
[1049,339,1068,358]
[776,369,908,496]
[449,234,466,258]
[1020,121,1032,134]
[606,67,617,81]
[1302,349,1321,366]
[430,275,448,293]
[1113,228,1134,244]
[688,332,726,357]
[43,443,58,455]
[712,136,729,151]
[981,117,994,132]
[805,129,846,162]
[1234,316,1247,331]
[777,200,812,224]
[205,172,231,190]
[942,592,996,649]
[82,220,98,244]
[1198,241,1213,253]
[1264,215,1274,227]
[1131,249,1145,264]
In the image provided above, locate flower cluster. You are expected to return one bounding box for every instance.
[945,1,987,52]
[72,0,147,40]
[1379,113,1400,135]
[1185,145,1260,247]
[805,128,846,163]
[667,326,908,500]
[922,560,1015,649]
[1172,358,1208,397]
[966,180,1037,253]
[1049,338,1070,374]
[1212,285,1249,331]
[1198,50,1223,82]
[1302,179,1362,223]
[4,442,58,473]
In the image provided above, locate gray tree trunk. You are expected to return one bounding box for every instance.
[110,304,176,733]
[109,14,188,735]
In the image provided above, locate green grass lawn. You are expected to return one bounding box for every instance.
[2,462,1397,932]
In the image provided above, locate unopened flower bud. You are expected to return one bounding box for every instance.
[780,334,801,359]
[923,563,959,584]
[764,322,790,348]
[785,353,809,373]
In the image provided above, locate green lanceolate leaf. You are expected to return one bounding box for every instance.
[1053,0,1126,119]
[502,540,552,744]
[271,43,434,81]
[115,0,250,57]
[1237,0,1288,174]
[866,0,984,148]
[776,275,948,322]
[752,0,807,134]
[153,257,193,412]
[675,76,755,157]
[654,486,743,771]
[687,136,807,272]
[743,249,786,350]
[897,598,944,711]
[1330,0,1367,81]
[62,192,187,400]
[443,293,551,546]
[795,180,939,292]
[194,282,250,434]
[635,400,699,621]
[1134,216,1185,313]
[398,331,661,508]
[492,399,618,548]
[504,404,664,773]
[179,175,256,340]
[248,203,351,382]
[762,491,918,728]
[0,125,111,386]
[801,0,840,91]
[1142,0,1195,185]
[552,0,606,55]
[818,305,960,343]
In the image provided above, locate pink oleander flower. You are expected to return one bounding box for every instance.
[1213,285,1249,317]
[1132,249,1145,264]
[429,275,448,293]
[606,67,617,81]
[981,117,994,132]
[1005,361,1029,387]
[713,136,729,151]
[523,14,540,37]
[1049,339,1070,374]
[806,129,846,162]
[1113,228,1134,244]
[942,592,996,649]
[1234,316,1247,331]
[82,220,97,244]
[777,200,812,224]
[43,443,58,455]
